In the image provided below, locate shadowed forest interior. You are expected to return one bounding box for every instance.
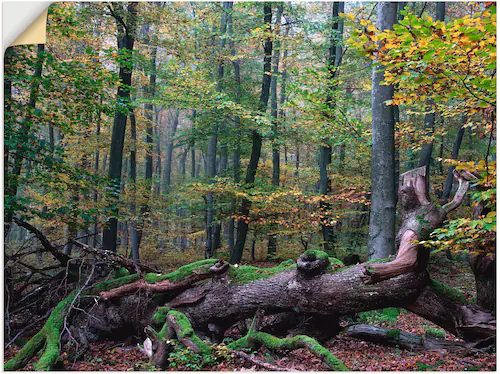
[4,1,496,371]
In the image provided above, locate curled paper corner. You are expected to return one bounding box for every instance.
[3,2,51,52]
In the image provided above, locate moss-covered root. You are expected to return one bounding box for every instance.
[166,310,211,355]
[228,332,348,371]
[4,274,140,371]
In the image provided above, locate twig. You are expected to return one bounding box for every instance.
[230,350,292,371]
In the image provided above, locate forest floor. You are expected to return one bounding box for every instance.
[4,255,496,371]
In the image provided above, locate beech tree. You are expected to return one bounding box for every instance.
[367,2,398,260]
[102,2,138,252]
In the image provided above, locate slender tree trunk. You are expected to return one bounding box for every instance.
[267,3,284,258]
[5,44,45,239]
[231,3,273,264]
[367,2,397,260]
[163,110,179,192]
[319,2,344,253]
[206,3,230,258]
[154,111,162,196]
[102,2,138,252]
[227,2,240,254]
[129,111,140,261]
[131,44,157,260]
[93,97,103,248]
[417,2,445,188]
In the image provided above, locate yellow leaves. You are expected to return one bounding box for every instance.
[367,25,377,33]
[360,19,370,26]
[341,12,355,21]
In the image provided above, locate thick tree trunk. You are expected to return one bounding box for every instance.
[6,169,494,372]
[102,2,138,252]
[231,3,273,264]
[367,2,397,260]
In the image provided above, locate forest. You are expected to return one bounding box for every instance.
[3,1,496,371]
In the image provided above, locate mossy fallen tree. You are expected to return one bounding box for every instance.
[4,168,495,371]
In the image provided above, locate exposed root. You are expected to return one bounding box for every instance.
[227,331,348,371]
[4,274,139,371]
[227,310,348,371]
[230,350,292,371]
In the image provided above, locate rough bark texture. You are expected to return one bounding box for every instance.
[231,3,273,264]
[367,2,398,260]
[6,169,494,371]
[347,324,468,352]
[319,2,344,253]
[102,2,138,252]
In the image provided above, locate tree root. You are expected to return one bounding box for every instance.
[227,331,348,371]
[4,274,139,371]
[225,311,347,371]
[229,350,292,371]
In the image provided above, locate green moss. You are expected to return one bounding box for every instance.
[144,259,218,284]
[114,267,130,278]
[92,274,139,292]
[302,249,329,261]
[425,327,446,340]
[359,308,401,324]
[228,260,296,285]
[386,329,401,339]
[152,306,171,326]
[5,274,140,371]
[365,257,391,264]
[430,279,467,304]
[4,330,46,371]
[167,311,211,355]
[329,257,345,267]
[228,332,348,371]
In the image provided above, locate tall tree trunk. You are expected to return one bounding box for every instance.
[93,97,103,248]
[267,3,284,258]
[319,2,344,253]
[231,3,273,264]
[5,44,45,239]
[227,1,240,255]
[102,2,138,252]
[154,111,163,196]
[131,45,157,260]
[129,111,139,261]
[206,2,230,258]
[367,2,397,260]
[417,2,445,188]
[163,110,180,192]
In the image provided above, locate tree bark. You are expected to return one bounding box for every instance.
[319,2,344,253]
[267,3,284,258]
[231,3,273,264]
[227,1,240,255]
[5,44,45,239]
[102,2,138,252]
[206,2,230,258]
[367,2,397,260]
[417,2,445,188]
